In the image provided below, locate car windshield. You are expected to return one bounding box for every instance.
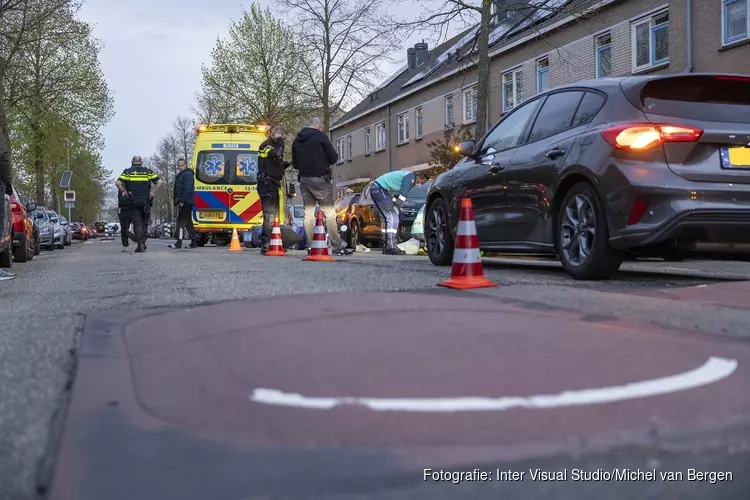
[34,210,45,219]
[407,180,432,203]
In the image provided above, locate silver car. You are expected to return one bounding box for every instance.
[46,210,65,249]
[59,215,73,246]
[31,206,56,251]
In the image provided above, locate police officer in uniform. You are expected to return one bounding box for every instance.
[257,126,291,254]
[115,156,164,253]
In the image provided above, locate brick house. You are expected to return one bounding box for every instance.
[330,0,750,197]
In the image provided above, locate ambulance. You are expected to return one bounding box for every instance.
[190,123,286,246]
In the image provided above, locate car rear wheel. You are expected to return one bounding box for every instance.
[34,237,40,255]
[425,198,454,266]
[14,234,29,263]
[556,183,623,280]
[196,235,207,247]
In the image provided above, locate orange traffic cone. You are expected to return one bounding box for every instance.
[228,227,243,252]
[437,198,498,289]
[265,218,286,256]
[303,210,334,262]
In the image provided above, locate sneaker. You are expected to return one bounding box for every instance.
[0,269,16,281]
[333,246,353,256]
[121,246,129,252]
[135,243,144,253]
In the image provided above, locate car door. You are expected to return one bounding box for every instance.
[503,90,587,244]
[505,90,607,245]
[449,98,542,243]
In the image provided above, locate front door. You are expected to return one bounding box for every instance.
[229,151,262,226]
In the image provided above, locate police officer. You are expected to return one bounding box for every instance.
[115,156,164,253]
[368,170,426,255]
[257,126,291,254]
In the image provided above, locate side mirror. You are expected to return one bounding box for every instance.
[456,140,476,157]
[26,203,36,212]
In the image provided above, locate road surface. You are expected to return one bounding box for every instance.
[1,237,749,499]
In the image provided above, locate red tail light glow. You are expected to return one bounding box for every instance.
[714,75,750,82]
[602,124,703,150]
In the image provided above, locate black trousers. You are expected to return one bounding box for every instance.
[129,202,148,244]
[118,208,131,246]
[258,181,280,246]
[175,203,196,243]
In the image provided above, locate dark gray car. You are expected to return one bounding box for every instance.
[425,73,750,280]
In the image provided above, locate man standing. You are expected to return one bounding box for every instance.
[115,156,163,253]
[0,130,15,280]
[257,126,290,254]
[291,118,351,256]
[169,158,197,249]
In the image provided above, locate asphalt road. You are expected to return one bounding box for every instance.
[2,237,750,499]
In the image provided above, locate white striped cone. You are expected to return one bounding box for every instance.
[437,198,497,289]
[303,211,334,261]
[266,219,285,256]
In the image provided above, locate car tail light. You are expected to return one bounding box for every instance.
[10,201,21,213]
[714,75,750,82]
[602,124,703,150]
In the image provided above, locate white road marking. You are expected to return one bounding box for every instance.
[249,357,737,412]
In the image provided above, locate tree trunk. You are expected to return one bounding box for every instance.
[50,177,58,212]
[475,0,493,140]
[0,68,13,185]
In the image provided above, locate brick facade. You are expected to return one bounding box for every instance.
[331,0,750,193]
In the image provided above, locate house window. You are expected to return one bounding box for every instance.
[335,138,344,163]
[596,33,612,78]
[397,112,410,144]
[445,94,454,126]
[462,86,478,123]
[632,11,669,71]
[502,69,523,112]
[723,0,749,44]
[365,127,372,155]
[536,58,549,93]
[375,121,386,150]
[346,134,352,161]
[415,107,423,139]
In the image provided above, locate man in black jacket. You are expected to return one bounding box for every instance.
[257,126,291,254]
[0,130,15,280]
[170,158,197,249]
[291,117,351,255]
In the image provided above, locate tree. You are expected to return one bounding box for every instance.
[4,1,113,204]
[200,3,316,131]
[281,0,401,131]
[425,126,474,178]
[392,0,587,139]
[172,116,195,164]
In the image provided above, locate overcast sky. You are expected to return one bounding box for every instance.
[77,0,463,179]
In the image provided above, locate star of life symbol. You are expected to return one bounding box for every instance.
[238,157,257,176]
[204,156,224,176]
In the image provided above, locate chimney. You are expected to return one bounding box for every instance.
[414,41,428,66]
[407,47,416,69]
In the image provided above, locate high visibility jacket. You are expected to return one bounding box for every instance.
[118,166,160,202]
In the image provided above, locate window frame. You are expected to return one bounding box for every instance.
[375,121,387,151]
[595,33,612,78]
[536,58,549,94]
[502,68,523,113]
[445,94,454,126]
[462,85,478,123]
[335,137,345,164]
[415,106,423,139]
[631,10,670,72]
[346,134,353,161]
[364,127,372,155]
[478,96,542,155]
[722,0,749,45]
[397,111,410,144]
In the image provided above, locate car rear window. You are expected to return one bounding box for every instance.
[638,75,750,123]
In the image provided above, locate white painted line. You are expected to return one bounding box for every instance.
[249,357,737,412]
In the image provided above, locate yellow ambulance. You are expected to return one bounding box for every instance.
[190,123,286,246]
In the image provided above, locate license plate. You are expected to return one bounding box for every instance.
[200,210,225,220]
[721,147,750,168]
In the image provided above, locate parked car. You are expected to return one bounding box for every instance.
[1,193,12,268]
[334,192,361,246]
[425,73,750,280]
[46,210,65,249]
[93,221,107,237]
[288,205,304,227]
[59,215,73,246]
[71,222,91,241]
[31,206,55,251]
[349,179,432,247]
[8,185,37,262]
